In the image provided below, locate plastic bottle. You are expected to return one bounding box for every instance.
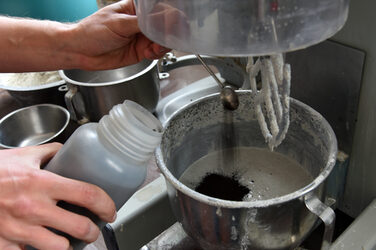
[44,100,163,249]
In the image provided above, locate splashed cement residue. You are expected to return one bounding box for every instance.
[246,55,291,151]
[216,207,223,217]
[231,226,238,241]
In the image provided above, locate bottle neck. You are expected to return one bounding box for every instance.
[97,101,163,163]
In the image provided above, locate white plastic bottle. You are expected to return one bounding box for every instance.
[44,100,163,248]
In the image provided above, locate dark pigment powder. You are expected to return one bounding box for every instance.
[195,173,249,201]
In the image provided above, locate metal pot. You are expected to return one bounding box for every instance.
[156,91,337,250]
[59,59,159,123]
[0,73,66,107]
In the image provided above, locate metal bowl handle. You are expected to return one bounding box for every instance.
[64,84,89,125]
[304,192,336,250]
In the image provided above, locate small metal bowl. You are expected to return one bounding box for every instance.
[0,104,70,148]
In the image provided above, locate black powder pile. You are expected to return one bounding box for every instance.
[195,173,249,201]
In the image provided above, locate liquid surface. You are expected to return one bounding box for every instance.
[179,147,313,201]
[194,173,249,201]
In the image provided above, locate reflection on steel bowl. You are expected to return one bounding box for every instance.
[0,104,70,149]
[60,59,160,123]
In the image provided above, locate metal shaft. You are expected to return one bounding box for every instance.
[195,54,225,88]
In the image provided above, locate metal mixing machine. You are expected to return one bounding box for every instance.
[96,0,376,250]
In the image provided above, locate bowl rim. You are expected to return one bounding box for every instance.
[0,104,70,149]
[59,60,158,87]
[155,90,338,208]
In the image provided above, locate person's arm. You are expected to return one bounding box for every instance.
[0,17,78,72]
[0,143,116,250]
[0,0,169,73]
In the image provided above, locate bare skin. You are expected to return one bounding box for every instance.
[0,143,117,250]
[0,0,170,249]
[0,0,169,72]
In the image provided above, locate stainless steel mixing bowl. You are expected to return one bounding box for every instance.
[156,91,337,250]
[0,104,70,148]
[60,59,159,123]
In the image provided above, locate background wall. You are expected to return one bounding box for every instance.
[0,0,98,22]
[332,0,376,217]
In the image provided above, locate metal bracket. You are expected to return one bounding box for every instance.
[64,84,89,125]
[159,54,248,89]
[304,193,336,250]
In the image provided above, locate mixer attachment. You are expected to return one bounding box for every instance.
[246,54,291,150]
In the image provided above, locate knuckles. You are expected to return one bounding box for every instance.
[77,184,116,222]
[72,220,99,243]
[78,185,101,208]
[11,196,39,219]
[51,237,71,250]
[3,219,32,241]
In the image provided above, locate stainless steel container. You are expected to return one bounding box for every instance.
[135,0,349,56]
[156,91,337,250]
[59,60,159,123]
[0,104,70,148]
[0,74,66,107]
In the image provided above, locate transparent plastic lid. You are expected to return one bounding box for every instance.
[135,0,349,56]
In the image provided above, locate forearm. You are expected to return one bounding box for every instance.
[0,16,81,72]
[0,1,169,73]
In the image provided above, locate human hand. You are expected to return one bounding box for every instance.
[0,143,116,250]
[71,0,170,70]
